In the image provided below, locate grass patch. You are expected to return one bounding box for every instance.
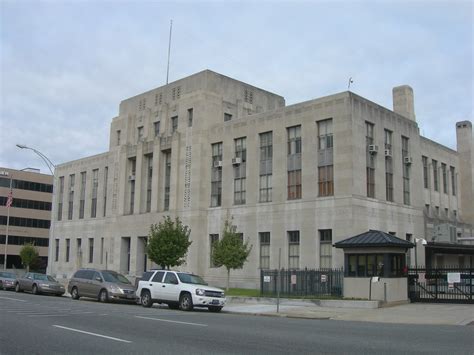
[226,288,261,297]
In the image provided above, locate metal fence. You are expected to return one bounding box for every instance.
[408,266,473,304]
[260,268,344,298]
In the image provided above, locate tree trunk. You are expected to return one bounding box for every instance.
[26,264,30,272]
[226,268,230,291]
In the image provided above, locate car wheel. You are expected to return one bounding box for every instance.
[99,289,109,303]
[71,287,80,300]
[168,303,180,310]
[141,290,153,308]
[15,283,22,293]
[32,284,39,295]
[208,306,223,313]
[179,293,193,311]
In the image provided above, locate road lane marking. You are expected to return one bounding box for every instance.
[52,325,132,343]
[135,315,208,327]
[0,296,26,302]
[27,311,94,317]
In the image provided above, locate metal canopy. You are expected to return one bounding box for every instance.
[334,230,415,249]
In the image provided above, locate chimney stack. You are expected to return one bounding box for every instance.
[393,85,416,121]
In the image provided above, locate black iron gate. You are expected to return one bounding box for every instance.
[408,267,474,304]
[260,268,343,298]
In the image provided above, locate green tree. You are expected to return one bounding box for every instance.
[19,243,39,272]
[213,218,252,290]
[146,216,192,270]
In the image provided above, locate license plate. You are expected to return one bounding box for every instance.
[210,299,219,305]
[127,294,135,299]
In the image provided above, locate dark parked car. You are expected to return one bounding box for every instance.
[15,272,65,296]
[68,269,136,303]
[0,271,17,290]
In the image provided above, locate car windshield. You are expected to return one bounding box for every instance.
[0,272,16,279]
[177,273,207,285]
[33,274,56,282]
[102,271,130,284]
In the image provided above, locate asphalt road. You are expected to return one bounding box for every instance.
[0,290,473,355]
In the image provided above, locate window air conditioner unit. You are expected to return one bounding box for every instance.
[213,161,223,168]
[128,174,136,181]
[404,157,413,164]
[384,149,392,157]
[232,157,241,165]
[368,145,378,154]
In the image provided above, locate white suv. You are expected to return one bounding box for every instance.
[136,270,226,312]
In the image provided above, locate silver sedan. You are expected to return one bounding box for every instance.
[15,272,65,296]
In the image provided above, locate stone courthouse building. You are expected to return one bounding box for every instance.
[47,70,473,287]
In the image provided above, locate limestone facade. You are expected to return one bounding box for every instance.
[47,70,473,287]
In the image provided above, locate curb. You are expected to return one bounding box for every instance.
[223,310,331,320]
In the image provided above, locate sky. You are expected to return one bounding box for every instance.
[1,0,472,174]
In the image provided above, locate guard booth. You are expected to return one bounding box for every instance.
[334,230,414,303]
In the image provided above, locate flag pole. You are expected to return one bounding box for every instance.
[166,19,173,85]
[3,175,12,270]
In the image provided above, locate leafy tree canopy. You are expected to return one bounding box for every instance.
[147,216,192,270]
[19,243,39,272]
[213,218,252,289]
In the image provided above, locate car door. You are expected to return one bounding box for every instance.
[79,270,94,297]
[89,271,103,298]
[22,273,33,291]
[149,271,165,300]
[161,272,181,302]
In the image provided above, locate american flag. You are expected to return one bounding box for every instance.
[5,189,13,208]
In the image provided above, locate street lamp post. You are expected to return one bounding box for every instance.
[16,145,56,274]
[414,238,427,270]
[16,144,55,175]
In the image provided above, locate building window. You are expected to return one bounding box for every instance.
[224,113,232,122]
[347,254,386,277]
[91,169,98,218]
[55,239,59,262]
[384,130,393,201]
[288,231,300,269]
[366,122,375,198]
[77,238,82,261]
[425,204,430,215]
[318,119,333,150]
[137,126,144,142]
[441,163,447,193]
[422,156,429,188]
[244,89,253,104]
[188,108,193,127]
[210,234,219,267]
[154,121,160,137]
[79,172,86,219]
[68,174,75,220]
[287,125,302,200]
[100,237,104,264]
[318,166,333,197]
[259,131,273,202]
[117,130,121,146]
[171,116,178,133]
[287,125,302,155]
[65,239,70,262]
[259,232,270,269]
[319,230,332,268]
[450,166,456,195]
[103,167,108,217]
[402,136,410,205]
[432,159,438,191]
[146,154,153,212]
[211,142,222,207]
[129,158,136,214]
[318,119,334,197]
[88,238,94,263]
[57,176,64,221]
[163,151,171,211]
[234,137,247,205]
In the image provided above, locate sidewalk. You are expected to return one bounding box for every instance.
[224,297,474,326]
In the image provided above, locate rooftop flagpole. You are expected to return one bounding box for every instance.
[166,20,173,85]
